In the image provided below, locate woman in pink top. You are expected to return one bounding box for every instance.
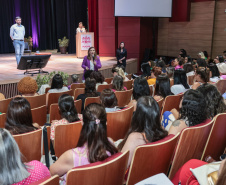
[51,94,80,140]
[0,128,50,185]
[174,58,184,70]
[50,103,118,183]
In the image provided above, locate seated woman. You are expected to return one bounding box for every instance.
[154,74,172,101]
[100,89,121,113]
[172,159,226,185]
[0,128,50,184]
[111,75,127,92]
[197,84,226,119]
[112,66,129,81]
[48,74,69,93]
[50,94,81,140]
[50,103,118,183]
[174,58,184,70]
[165,90,207,135]
[5,97,40,135]
[183,63,195,77]
[76,78,100,112]
[68,74,79,89]
[17,76,39,96]
[147,66,162,85]
[90,71,108,90]
[171,69,190,95]
[128,77,150,111]
[192,67,210,90]
[156,60,166,73]
[118,96,168,167]
[208,59,221,83]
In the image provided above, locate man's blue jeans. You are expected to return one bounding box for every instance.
[13,40,24,65]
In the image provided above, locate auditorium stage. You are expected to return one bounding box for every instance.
[0,50,138,98]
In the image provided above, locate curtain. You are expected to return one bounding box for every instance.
[0,0,87,54]
[87,0,98,53]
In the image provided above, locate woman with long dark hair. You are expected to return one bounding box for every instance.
[76,78,100,112]
[81,47,102,82]
[48,74,68,93]
[0,128,50,184]
[154,74,172,101]
[171,69,190,95]
[50,94,80,140]
[5,97,40,135]
[167,90,208,135]
[116,42,127,69]
[50,103,118,182]
[128,76,150,111]
[197,84,226,119]
[118,96,168,167]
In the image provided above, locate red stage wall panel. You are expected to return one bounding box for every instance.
[117,17,140,59]
[98,0,115,57]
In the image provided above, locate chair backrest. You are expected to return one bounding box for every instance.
[74,88,85,100]
[114,89,133,107]
[126,74,132,80]
[66,151,129,185]
[13,127,50,162]
[97,84,112,92]
[107,106,134,141]
[216,79,226,95]
[123,80,133,90]
[25,94,46,109]
[104,77,113,84]
[70,83,85,91]
[84,97,101,108]
[31,105,47,126]
[54,121,82,158]
[49,99,82,123]
[168,119,214,179]
[126,134,179,185]
[0,113,6,128]
[187,75,195,86]
[47,90,73,113]
[160,93,183,118]
[30,175,59,185]
[201,113,226,161]
[0,98,12,113]
[157,98,164,111]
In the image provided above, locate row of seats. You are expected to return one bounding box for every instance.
[28,112,226,185]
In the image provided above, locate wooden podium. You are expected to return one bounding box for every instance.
[76,32,94,58]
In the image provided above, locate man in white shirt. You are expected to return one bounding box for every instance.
[10,17,25,65]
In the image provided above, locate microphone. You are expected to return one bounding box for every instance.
[92,54,95,62]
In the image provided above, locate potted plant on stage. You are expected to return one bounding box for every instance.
[24,36,33,51]
[58,36,69,54]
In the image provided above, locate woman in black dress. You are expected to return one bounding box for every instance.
[116,42,127,69]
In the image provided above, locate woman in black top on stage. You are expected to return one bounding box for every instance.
[116,42,127,69]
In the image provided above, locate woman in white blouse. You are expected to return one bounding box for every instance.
[76,22,86,34]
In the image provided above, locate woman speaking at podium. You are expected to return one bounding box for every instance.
[81,47,102,82]
[76,22,86,34]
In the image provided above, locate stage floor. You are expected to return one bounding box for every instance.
[0,51,129,84]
